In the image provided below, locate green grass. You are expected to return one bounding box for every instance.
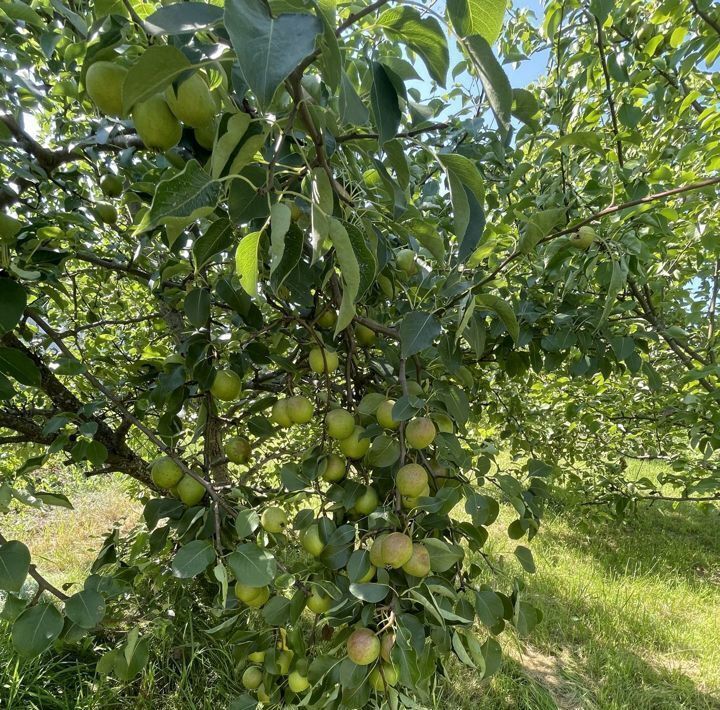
[1,463,719,709]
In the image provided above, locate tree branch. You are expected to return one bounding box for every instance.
[689,0,720,37]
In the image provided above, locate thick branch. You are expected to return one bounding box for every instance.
[689,0,720,37]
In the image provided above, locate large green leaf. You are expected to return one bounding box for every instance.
[224,0,322,108]
[12,603,63,656]
[145,2,223,35]
[0,347,41,387]
[137,160,221,235]
[193,219,234,270]
[464,35,512,132]
[377,7,449,86]
[329,219,360,334]
[64,589,106,629]
[122,45,191,114]
[370,62,401,145]
[400,311,442,358]
[269,202,292,278]
[172,540,217,579]
[184,288,211,328]
[0,540,30,592]
[447,0,507,42]
[235,231,262,296]
[227,543,277,587]
[0,279,26,334]
[475,294,519,343]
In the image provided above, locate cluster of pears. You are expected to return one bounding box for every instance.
[150,455,206,505]
[84,60,218,151]
[239,634,312,702]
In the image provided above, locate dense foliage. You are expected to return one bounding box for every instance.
[0,0,718,707]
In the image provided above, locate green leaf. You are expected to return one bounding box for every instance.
[224,0,322,108]
[370,62,401,145]
[35,492,73,509]
[464,35,512,132]
[0,347,42,387]
[349,582,390,603]
[310,168,333,261]
[172,540,216,579]
[329,220,360,334]
[366,435,401,468]
[514,545,536,573]
[184,288,211,328]
[262,595,291,625]
[518,207,566,253]
[138,160,221,235]
[339,72,369,125]
[474,589,504,629]
[0,279,26,333]
[552,132,605,156]
[12,603,63,656]
[227,543,277,587]
[235,507,260,538]
[599,256,628,327]
[0,540,30,592]
[64,589,106,629]
[145,2,223,35]
[377,7,449,86]
[475,294,519,343]
[269,202,292,278]
[193,219,234,270]
[400,311,442,358]
[270,223,304,292]
[235,231,262,296]
[211,114,267,179]
[423,538,464,572]
[122,45,191,114]
[512,88,540,125]
[447,0,507,42]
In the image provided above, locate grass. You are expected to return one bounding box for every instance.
[1,462,719,709]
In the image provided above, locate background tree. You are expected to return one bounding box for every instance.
[0,0,718,707]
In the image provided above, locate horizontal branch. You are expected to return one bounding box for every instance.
[336,122,451,144]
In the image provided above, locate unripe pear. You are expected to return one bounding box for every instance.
[402,543,431,577]
[396,463,428,497]
[376,400,399,430]
[369,663,398,690]
[224,436,251,464]
[176,474,206,505]
[319,453,346,482]
[355,323,377,347]
[165,72,215,128]
[235,583,267,603]
[381,532,413,568]
[354,485,379,515]
[316,308,337,329]
[271,399,293,427]
[99,173,123,197]
[85,61,127,116]
[369,534,389,567]
[96,202,117,224]
[396,248,418,276]
[355,564,376,583]
[325,408,355,440]
[131,95,182,151]
[288,670,310,693]
[347,628,380,666]
[194,120,216,149]
[210,369,242,401]
[151,456,183,489]
[380,633,395,662]
[242,666,263,690]
[308,347,339,374]
[261,506,287,533]
[306,588,332,614]
[338,426,370,459]
[405,417,436,449]
[301,524,324,557]
[245,586,270,608]
[570,225,596,249]
[286,395,314,424]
